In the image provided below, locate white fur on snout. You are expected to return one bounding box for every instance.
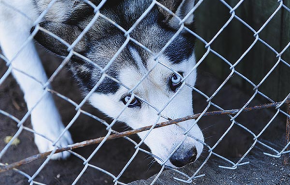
[178,119,204,160]
[89,54,204,167]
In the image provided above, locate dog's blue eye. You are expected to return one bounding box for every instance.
[171,73,182,85]
[170,72,183,92]
[122,95,141,108]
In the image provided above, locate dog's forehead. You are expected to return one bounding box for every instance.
[81,0,156,38]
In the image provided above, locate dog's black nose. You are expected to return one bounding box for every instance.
[169,147,197,167]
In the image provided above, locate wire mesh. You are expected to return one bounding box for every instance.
[0,0,290,184]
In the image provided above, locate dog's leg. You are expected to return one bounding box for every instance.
[0,2,73,159]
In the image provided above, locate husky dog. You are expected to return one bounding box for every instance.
[0,0,204,168]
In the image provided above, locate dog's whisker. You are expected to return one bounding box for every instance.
[201,123,218,131]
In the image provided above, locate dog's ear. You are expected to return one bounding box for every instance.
[158,0,196,29]
[32,22,87,56]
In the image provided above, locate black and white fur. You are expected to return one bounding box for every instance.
[0,0,204,168]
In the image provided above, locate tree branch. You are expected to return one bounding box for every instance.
[0,98,289,173]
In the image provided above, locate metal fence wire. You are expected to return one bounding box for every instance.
[0,0,290,184]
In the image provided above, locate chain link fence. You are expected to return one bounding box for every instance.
[0,0,290,184]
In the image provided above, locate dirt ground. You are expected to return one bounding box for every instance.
[130,141,290,185]
[0,46,288,184]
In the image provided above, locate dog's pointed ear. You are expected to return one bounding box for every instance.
[158,0,196,29]
[32,22,87,56]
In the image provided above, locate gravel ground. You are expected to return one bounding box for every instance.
[130,140,290,185]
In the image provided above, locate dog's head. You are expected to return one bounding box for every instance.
[34,0,204,168]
